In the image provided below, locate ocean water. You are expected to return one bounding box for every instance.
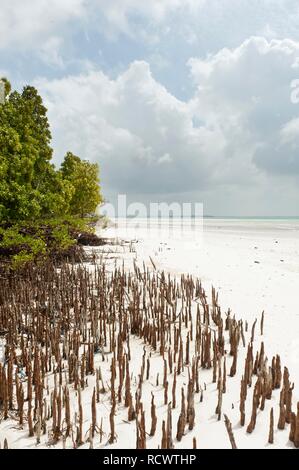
[105,216,299,241]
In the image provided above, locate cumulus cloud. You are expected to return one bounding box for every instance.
[38,37,65,68]
[281,117,299,144]
[188,36,299,177]
[1,0,299,63]
[33,36,299,214]
[0,0,204,51]
[88,0,205,39]
[0,0,85,50]
[36,61,223,196]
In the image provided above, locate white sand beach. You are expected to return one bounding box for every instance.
[1,217,299,450]
[108,217,299,355]
[105,218,299,352]
[102,217,299,448]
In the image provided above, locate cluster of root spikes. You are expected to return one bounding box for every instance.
[0,260,298,449]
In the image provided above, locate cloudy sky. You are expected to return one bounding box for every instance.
[1,0,299,215]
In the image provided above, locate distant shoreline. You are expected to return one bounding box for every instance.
[112,215,299,220]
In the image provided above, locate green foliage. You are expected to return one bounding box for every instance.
[0,225,47,268]
[0,216,92,268]
[11,251,35,269]
[61,152,102,217]
[1,77,11,98]
[0,80,102,224]
[0,78,104,268]
[0,83,65,220]
[0,226,46,253]
[51,225,75,250]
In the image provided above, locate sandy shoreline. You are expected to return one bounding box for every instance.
[102,218,299,367]
[103,217,299,415]
[0,218,298,449]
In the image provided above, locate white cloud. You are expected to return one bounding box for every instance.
[92,0,205,33]
[158,153,172,165]
[280,117,299,143]
[38,36,65,68]
[36,60,224,196]
[0,0,205,50]
[188,36,299,176]
[0,0,85,50]
[34,36,299,214]
[2,1,299,214]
